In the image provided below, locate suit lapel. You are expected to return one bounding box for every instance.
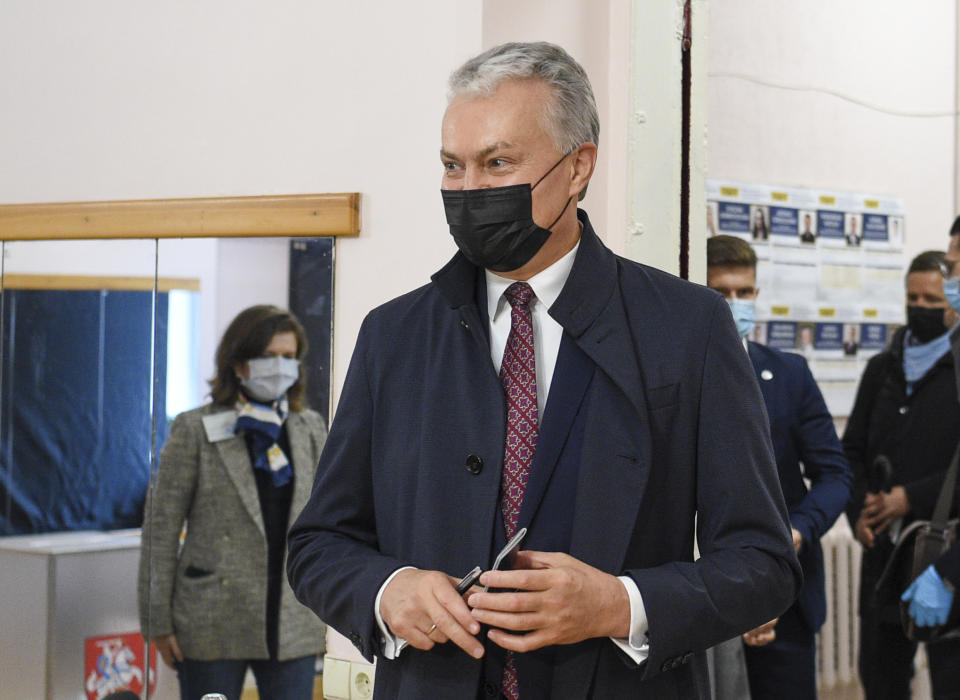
[215,433,266,537]
[551,213,652,575]
[567,378,648,575]
[550,211,647,420]
[547,216,654,697]
[548,315,649,700]
[285,412,317,518]
[518,333,594,532]
[748,342,774,410]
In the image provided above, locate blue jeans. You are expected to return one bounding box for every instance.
[176,655,315,700]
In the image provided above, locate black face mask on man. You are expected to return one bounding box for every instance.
[906,305,948,343]
[441,150,575,272]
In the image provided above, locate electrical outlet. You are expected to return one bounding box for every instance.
[322,656,352,699]
[349,661,376,699]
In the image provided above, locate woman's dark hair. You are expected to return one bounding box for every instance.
[908,250,947,276]
[209,305,309,411]
[751,208,768,236]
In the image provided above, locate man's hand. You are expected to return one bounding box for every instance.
[902,565,955,627]
[854,513,875,549]
[743,619,778,647]
[466,551,630,653]
[152,634,183,669]
[380,568,484,658]
[791,528,803,552]
[862,487,909,534]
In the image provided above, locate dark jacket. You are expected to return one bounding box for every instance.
[288,210,801,699]
[843,327,960,611]
[748,342,852,631]
[936,542,960,588]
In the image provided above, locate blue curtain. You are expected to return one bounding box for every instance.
[0,289,168,534]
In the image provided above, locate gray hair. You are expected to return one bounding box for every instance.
[448,42,600,153]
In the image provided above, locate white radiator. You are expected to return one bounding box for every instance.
[817,519,861,689]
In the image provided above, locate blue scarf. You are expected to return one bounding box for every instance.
[235,393,292,487]
[903,329,952,395]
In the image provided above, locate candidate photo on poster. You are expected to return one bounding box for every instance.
[797,322,816,359]
[799,210,817,245]
[842,323,860,356]
[846,213,862,247]
[889,216,904,248]
[707,201,718,237]
[750,204,770,240]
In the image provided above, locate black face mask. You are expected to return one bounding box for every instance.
[441,151,575,272]
[906,305,948,343]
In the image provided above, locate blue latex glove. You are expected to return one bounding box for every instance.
[902,565,954,627]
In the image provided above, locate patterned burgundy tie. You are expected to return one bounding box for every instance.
[499,281,539,700]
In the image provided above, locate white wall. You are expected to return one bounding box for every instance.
[6,3,959,405]
[0,0,703,410]
[0,0,484,406]
[708,1,957,260]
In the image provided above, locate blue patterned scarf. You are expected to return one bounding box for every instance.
[235,393,292,487]
[903,328,952,395]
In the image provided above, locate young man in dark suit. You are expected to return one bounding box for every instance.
[707,235,852,700]
[287,43,800,699]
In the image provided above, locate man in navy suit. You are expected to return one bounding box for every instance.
[707,235,852,699]
[287,43,800,699]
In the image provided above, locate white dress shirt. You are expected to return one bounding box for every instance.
[376,241,649,663]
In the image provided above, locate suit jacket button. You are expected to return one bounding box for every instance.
[350,633,362,649]
[465,454,484,475]
[484,681,498,696]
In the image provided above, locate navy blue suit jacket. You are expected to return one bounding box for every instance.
[748,342,852,631]
[288,211,801,699]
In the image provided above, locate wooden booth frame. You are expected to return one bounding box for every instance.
[0,192,361,241]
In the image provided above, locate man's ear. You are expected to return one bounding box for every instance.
[569,142,598,200]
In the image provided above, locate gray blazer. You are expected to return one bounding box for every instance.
[138,403,327,661]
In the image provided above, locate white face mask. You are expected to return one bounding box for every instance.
[240,356,300,402]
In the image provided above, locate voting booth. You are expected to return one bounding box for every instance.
[0,529,177,700]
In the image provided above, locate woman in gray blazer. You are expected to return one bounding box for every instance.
[138,305,327,700]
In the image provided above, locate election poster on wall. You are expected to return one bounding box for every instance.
[707,179,906,417]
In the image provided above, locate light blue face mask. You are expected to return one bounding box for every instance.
[727,298,756,339]
[943,276,960,315]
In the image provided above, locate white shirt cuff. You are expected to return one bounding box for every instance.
[374,566,416,659]
[610,575,649,664]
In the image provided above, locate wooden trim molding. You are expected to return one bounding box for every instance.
[0,193,360,241]
[3,274,201,292]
